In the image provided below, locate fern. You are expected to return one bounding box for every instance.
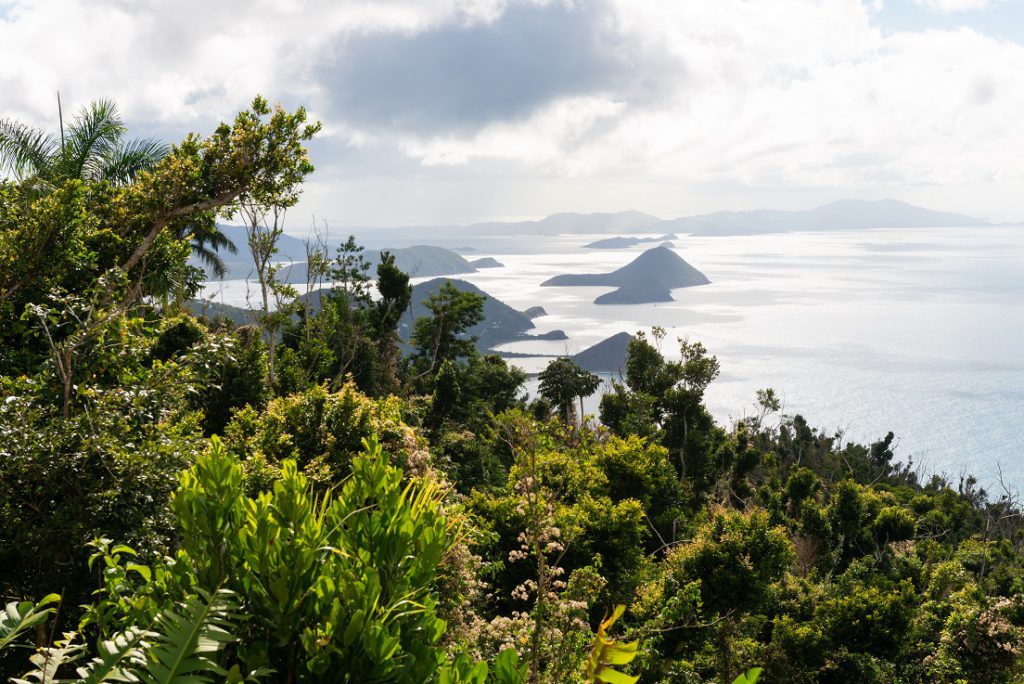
[136,589,237,684]
[77,627,150,683]
[585,605,639,684]
[11,632,85,684]
[0,594,61,652]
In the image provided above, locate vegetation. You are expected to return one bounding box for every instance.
[2,96,1023,684]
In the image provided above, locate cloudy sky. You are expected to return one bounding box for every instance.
[2,0,1023,227]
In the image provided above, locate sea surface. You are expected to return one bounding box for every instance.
[202,226,1024,488]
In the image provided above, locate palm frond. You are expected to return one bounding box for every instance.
[190,242,230,279]
[179,223,238,279]
[0,119,57,179]
[0,594,61,652]
[137,589,237,684]
[63,99,125,181]
[100,137,168,185]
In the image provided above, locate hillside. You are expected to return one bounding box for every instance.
[427,200,989,238]
[594,281,673,305]
[468,210,667,235]
[571,332,633,372]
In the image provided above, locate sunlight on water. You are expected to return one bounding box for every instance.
[204,226,1024,485]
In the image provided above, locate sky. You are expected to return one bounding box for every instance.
[2,0,1023,228]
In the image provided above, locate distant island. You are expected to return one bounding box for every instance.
[469,256,504,268]
[541,246,709,305]
[583,234,677,249]
[571,332,634,373]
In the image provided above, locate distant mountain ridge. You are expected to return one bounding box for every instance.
[677,199,988,236]
[459,199,988,237]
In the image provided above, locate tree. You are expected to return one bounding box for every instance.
[372,250,411,395]
[0,98,166,187]
[242,203,297,391]
[410,281,484,385]
[537,357,601,425]
[0,98,239,277]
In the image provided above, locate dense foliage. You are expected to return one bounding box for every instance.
[2,97,1023,684]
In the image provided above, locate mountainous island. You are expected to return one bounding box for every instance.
[542,246,710,305]
[469,256,504,268]
[571,332,634,372]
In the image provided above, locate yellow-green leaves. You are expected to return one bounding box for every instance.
[585,605,639,684]
[732,667,762,683]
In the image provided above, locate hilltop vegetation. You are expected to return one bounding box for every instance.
[2,98,1024,684]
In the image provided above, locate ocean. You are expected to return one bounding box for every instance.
[201,226,1024,488]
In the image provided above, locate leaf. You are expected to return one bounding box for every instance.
[137,588,238,684]
[585,605,640,684]
[732,667,763,684]
[77,627,150,683]
[12,631,85,684]
[0,594,61,652]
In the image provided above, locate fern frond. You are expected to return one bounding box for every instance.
[11,631,85,684]
[137,589,237,684]
[77,627,150,683]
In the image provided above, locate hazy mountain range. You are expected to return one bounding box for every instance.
[462,199,988,236]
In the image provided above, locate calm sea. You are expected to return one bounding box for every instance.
[203,227,1024,487]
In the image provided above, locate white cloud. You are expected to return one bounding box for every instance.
[2,0,1023,222]
[912,0,992,13]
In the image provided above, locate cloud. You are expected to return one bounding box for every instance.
[316,1,634,135]
[912,0,992,13]
[2,0,1024,223]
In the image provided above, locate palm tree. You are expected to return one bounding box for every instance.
[181,220,238,279]
[0,98,166,186]
[0,98,237,275]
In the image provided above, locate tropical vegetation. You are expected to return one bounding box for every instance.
[1,96,1022,683]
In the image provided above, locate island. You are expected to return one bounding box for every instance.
[583,234,678,249]
[571,332,634,373]
[541,245,710,305]
[469,256,504,268]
